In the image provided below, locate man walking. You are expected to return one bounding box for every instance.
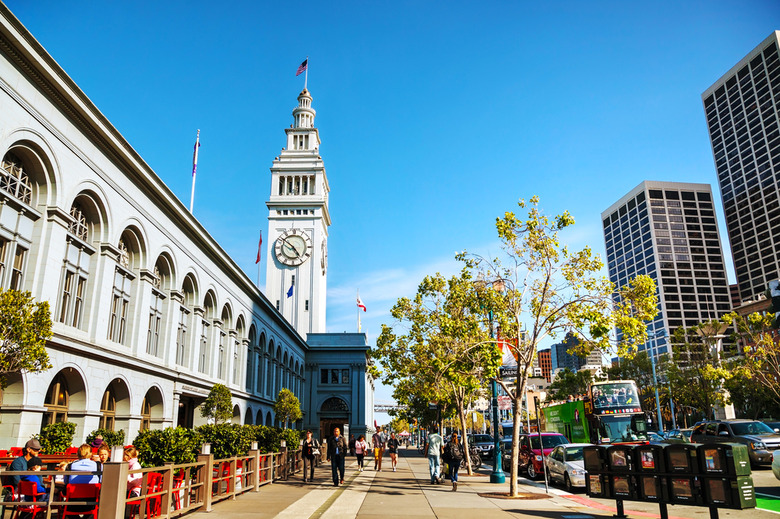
[424,426,443,484]
[372,428,385,471]
[326,427,348,486]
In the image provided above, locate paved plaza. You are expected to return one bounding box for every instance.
[189,448,778,518]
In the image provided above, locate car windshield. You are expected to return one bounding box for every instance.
[529,435,568,450]
[681,430,692,439]
[730,421,775,436]
[565,447,584,461]
[472,435,492,443]
[598,415,648,443]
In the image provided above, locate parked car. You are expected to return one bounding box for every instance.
[518,432,569,480]
[664,428,693,443]
[544,443,590,492]
[468,434,496,459]
[647,431,666,442]
[773,449,780,481]
[690,420,780,466]
[763,420,780,434]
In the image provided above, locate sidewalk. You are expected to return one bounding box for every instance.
[188,447,775,518]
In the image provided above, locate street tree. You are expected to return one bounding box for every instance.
[0,289,52,388]
[464,196,658,496]
[274,388,303,428]
[604,351,656,414]
[389,417,410,433]
[728,311,780,409]
[544,368,593,402]
[375,268,503,475]
[200,383,233,424]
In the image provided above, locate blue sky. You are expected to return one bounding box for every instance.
[7,1,779,423]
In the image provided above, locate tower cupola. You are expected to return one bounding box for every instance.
[293,88,316,129]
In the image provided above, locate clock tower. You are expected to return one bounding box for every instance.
[265,89,330,337]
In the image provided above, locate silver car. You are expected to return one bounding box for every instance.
[773,449,780,481]
[544,443,591,492]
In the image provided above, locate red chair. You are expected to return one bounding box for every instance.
[8,448,21,458]
[127,473,163,519]
[0,450,8,458]
[61,483,100,519]
[13,480,47,519]
[64,447,78,456]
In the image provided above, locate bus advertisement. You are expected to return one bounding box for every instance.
[542,380,648,445]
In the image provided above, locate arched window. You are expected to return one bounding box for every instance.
[99,386,117,431]
[177,274,196,367]
[146,256,170,357]
[0,152,32,204]
[109,231,139,345]
[59,196,99,330]
[69,202,88,241]
[140,396,152,431]
[43,374,69,425]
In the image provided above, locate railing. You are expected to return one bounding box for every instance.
[0,449,301,519]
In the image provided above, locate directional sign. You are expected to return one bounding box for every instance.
[498,395,512,410]
[499,366,518,378]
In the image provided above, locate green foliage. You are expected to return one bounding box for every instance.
[545,368,593,402]
[132,427,203,467]
[273,388,302,428]
[729,311,780,409]
[197,423,255,460]
[279,428,304,450]
[0,289,52,389]
[604,351,656,414]
[86,428,125,448]
[200,383,233,424]
[389,417,410,433]
[38,422,76,454]
[459,196,658,496]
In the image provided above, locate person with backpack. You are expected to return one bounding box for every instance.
[301,430,320,483]
[443,432,464,491]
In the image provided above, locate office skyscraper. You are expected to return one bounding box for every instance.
[602,181,730,357]
[702,31,780,303]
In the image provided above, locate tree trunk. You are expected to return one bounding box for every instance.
[457,401,473,475]
[509,370,529,497]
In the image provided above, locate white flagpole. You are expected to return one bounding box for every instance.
[189,129,200,213]
[304,56,309,90]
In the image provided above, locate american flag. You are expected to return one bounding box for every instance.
[296,58,308,76]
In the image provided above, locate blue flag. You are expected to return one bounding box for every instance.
[287,285,294,298]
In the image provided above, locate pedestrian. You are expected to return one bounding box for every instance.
[326,427,348,486]
[354,435,368,472]
[349,434,356,456]
[8,438,42,487]
[301,430,320,483]
[424,426,443,484]
[443,432,464,491]
[371,429,385,471]
[386,432,400,471]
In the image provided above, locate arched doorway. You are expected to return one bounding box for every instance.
[319,397,349,440]
[141,387,164,431]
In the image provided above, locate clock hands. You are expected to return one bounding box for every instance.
[281,237,304,258]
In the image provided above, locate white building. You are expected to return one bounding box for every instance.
[0,3,371,448]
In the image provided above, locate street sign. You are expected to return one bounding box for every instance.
[499,366,518,378]
[498,395,512,410]
[428,402,438,410]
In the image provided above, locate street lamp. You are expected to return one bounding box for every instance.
[474,278,505,484]
[647,329,664,431]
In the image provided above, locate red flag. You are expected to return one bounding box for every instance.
[296,58,308,76]
[255,232,262,264]
[357,296,366,312]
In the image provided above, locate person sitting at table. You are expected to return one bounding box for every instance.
[65,444,100,485]
[20,456,49,500]
[92,445,110,464]
[124,447,142,497]
[8,438,42,487]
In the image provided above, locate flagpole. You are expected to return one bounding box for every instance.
[304,56,309,90]
[357,289,361,333]
[189,129,200,213]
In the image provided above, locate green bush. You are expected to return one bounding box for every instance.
[86,428,125,448]
[250,425,303,453]
[196,423,254,460]
[132,427,202,468]
[38,422,76,454]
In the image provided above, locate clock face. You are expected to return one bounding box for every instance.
[275,229,312,266]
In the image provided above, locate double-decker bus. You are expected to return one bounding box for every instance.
[541,380,648,444]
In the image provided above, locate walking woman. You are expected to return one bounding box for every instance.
[354,435,369,472]
[302,430,320,483]
[444,432,464,491]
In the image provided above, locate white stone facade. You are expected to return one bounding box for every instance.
[0,5,309,448]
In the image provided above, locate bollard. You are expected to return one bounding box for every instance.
[97,461,128,519]
[249,449,260,492]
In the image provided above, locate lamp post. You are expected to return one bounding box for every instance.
[488,308,506,484]
[647,329,664,431]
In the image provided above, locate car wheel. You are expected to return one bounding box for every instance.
[527,463,537,480]
[564,473,573,493]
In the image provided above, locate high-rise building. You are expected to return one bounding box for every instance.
[538,349,552,383]
[702,31,780,303]
[602,181,730,357]
[265,89,330,337]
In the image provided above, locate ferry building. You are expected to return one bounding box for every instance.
[0,3,373,448]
